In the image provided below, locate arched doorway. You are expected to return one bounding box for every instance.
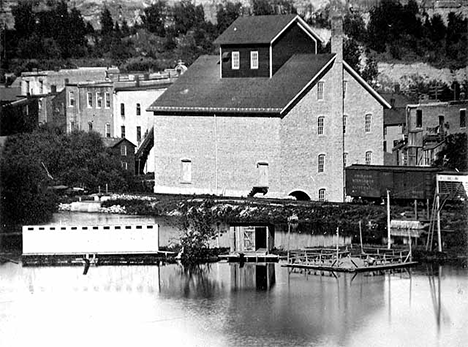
[288,190,311,201]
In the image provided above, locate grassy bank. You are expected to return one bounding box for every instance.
[101,193,467,259]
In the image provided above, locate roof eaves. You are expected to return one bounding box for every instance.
[149,106,283,115]
[343,61,392,109]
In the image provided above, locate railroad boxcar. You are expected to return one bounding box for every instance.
[345,165,442,201]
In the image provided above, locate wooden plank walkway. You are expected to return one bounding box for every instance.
[282,247,417,273]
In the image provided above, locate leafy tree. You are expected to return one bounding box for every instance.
[343,37,362,72]
[172,0,205,36]
[0,132,58,237]
[11,1,35,39]
[344,11,366,42]
[216,2,242,33]
[177,200,219,263]
[252,0,275,15]
[445,12,468,69]
[306,3,330,29]
[433,133,467,171]
[100,7,114,36]
[361,53,379,86]
[142,1,167,36]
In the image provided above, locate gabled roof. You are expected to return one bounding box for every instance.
[102,137,136,148]
[148,54,391,115]
[213,14,323,45]
[0,87,21,102]
[384,108,406,126]
[147,54,336,115]
[343,61,392,109]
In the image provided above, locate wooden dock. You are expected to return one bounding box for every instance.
[220,251,279,263]
[282,247,418,273]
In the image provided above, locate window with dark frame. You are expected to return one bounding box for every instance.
[365,114,372,132]
[318,188,326,201]
[318,154,325,173]
[416,110,422,128]
[317,81,324,100]
[137,126,141,142]
[318,116,324,135]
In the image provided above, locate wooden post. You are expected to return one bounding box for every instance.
[336,227,339,260]
[426,198,430,219]
[287,223,291,263]
[414,199,418,220]
[435,177,442,252]
[387,190,391,249]
[359,220,363,254]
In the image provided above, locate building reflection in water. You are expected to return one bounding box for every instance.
[1,261,467,347]
[229,263,276,291]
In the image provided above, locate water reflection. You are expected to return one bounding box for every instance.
[1,262,467,347]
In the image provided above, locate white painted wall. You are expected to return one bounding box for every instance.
[22,224,159,255]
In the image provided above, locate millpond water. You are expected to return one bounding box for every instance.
[1,261,467,347]
[1,212,467,346]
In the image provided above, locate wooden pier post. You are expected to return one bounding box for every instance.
[387,190,391,249]
[359,220,363,253]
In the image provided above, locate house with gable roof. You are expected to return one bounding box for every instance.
[147,12,391,202]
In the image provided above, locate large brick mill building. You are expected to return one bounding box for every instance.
[148,14,391,202]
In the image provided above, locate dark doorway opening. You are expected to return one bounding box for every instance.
[255,227,267,250]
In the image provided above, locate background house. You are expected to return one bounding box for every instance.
[65,81,114,136]
[381,91,415,165]
[113,72,178,174]
[395,101,468,166]
[103,137,136,175]
[148,13,390,202]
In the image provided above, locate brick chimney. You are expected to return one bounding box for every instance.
[330,0,346,201]
[330,0,344,63]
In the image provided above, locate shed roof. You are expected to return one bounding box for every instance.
[148,54,336,115]
[213,14,323,45]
